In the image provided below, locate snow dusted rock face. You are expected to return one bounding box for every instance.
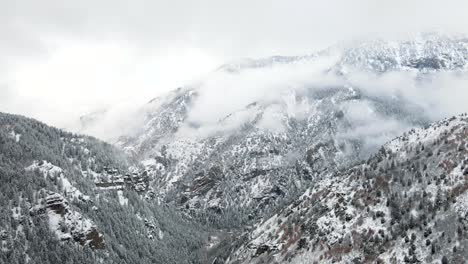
[221,34,468,74]
[91,166,151,193]
[26,161,91,202]
[30,192,105,249]
[115,87,195,157]
[336,34,468,74]
[113,35,468,222]
[116,86,394,220]
[227,114,468,264]
[24,161,105,248]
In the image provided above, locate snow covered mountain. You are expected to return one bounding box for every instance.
[227,114,468,264]
[1,34,468,264]
[0,113,212,264]
[115,34,468,227]
[220,34,468,73]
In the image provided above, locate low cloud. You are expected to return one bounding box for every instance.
[177,54,341,137]
[170,48,468,155]
[2,0,468,136]
[348,69,468,120]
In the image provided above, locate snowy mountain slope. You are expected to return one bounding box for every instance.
[1,34,468,264]
[227,114,468,264]
[218,34,468,74]
[29,191,104,249]
[116,86,429,227]
[336,34,468,73]
[118,34,468,157]
[0,112,212,264]
[114,35,468,227]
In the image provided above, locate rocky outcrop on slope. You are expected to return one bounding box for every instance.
[29,192,104,249]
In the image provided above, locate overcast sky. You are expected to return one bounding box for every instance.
[2,0,468,129]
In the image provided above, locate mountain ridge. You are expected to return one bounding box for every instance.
[227,113,468,263]
[1,34,468,263]
[112,35,468,228]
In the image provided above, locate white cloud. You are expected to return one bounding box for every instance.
[173,50,468,152]
[347,70,468,120]
[1,0,468,137]
[0,37,217,129]
[185,54,341,126]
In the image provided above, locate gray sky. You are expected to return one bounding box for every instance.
[2,0,468,129]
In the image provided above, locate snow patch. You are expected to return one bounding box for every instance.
[8,130,21,142]
[117,190,128,206]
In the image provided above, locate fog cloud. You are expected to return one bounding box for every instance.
[174,50,468,152]
[1,0,468,138]
[348,70,468,120]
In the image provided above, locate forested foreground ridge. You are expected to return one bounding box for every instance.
[0,113,211,264]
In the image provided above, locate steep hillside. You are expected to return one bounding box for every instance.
[4,34,466,263]
[218,33,468,74]
[114,35,468,228]
[0,112,211,264]
[227,114,468,263]
[116,85,430,228]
